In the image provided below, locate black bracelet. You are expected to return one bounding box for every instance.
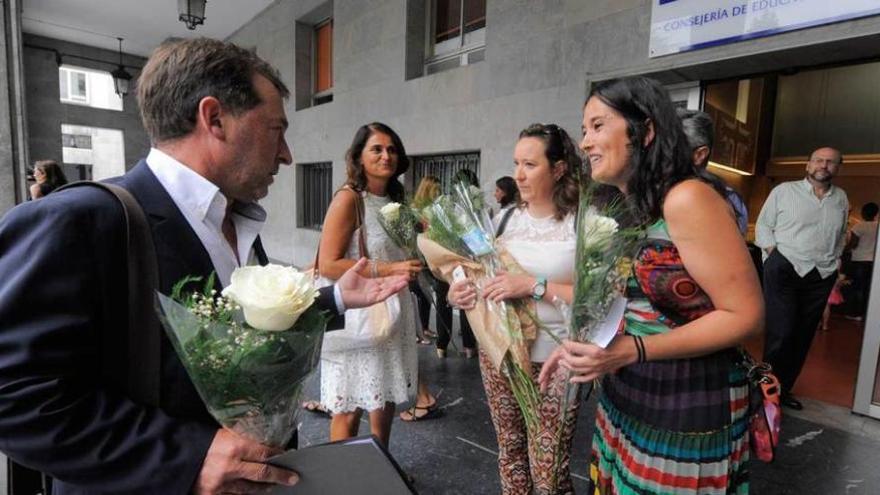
[636,335,648,363]
[631,335,645,363]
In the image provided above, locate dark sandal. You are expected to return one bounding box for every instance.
[399,402,442,422]
[303,400,331,418]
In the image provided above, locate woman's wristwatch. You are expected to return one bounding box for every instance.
[531,277,547,300]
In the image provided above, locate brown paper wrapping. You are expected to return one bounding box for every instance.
[417,234,538,374]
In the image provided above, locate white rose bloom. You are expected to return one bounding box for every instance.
[222,264,318,331]
[583,208,619,250]
[380,202,402,222]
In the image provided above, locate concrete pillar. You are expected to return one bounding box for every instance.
[0,0,29,216]
[0,4,28,488]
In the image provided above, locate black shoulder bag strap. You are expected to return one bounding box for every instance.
[57,181,161,407]
[311,185,368,279]
[495,206,516,238]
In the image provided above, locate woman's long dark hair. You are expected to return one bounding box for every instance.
[34,160,68,194]
[344,122,409,202]
[454,168,480,188]
[588,77,729,224]
[517,123,580,220]
[495,176,518,208]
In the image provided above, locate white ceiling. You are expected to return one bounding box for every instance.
[22,0,276,57]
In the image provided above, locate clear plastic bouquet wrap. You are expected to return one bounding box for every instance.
[416,181,543,432]
[569,182,642,347]
[156,265,330,448]
[377,200,436,306]
[547,181,642,489]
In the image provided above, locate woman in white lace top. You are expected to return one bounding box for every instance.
[449,123,582,494]
[317,123,422,447]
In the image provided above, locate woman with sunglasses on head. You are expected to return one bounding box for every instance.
[448,123,581,494]
[539,77,763,494]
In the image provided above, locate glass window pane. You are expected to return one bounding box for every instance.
[463,0,486,33]
[59,69,69,99]
[435,0,462,43]
[73,72,87,97]
[703,77,764,174]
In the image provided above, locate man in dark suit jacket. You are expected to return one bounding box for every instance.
[0,38,408,494]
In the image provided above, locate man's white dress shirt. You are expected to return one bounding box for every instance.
[146,148,346,311]
[146,148,264,287]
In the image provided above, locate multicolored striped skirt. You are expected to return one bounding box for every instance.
[590,350,750,494]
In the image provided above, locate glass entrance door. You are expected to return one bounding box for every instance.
[853,227,880,418]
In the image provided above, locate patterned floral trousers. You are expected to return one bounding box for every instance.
[479,351,582,495]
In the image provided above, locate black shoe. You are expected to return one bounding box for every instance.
[780,394,803,410]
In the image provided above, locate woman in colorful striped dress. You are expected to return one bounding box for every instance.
[539,76,764,494]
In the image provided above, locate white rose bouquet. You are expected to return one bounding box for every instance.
[569,184,642,345]
[156,265,330,447]
[545,180,642,491]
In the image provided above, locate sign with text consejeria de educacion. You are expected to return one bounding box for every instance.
[649,0,880,58]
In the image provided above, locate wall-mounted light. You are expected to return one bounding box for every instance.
[111,38,132,97]
[178,0,207,30]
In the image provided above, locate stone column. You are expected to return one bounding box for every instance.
[0,0,29,216]
[0,0,27,486]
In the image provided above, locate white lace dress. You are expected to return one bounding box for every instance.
[497,207,576,362]
[320,192,419,413]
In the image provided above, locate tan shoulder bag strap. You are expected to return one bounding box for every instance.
[312,185,368,279]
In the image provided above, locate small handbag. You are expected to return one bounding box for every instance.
[314,186,401,352]
[741,350,782,463]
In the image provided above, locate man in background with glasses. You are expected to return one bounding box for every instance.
[755,147,849,410]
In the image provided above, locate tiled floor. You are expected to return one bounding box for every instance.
[299,338,880,494]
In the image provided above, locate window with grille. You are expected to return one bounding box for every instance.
[410,151,480,193]
[426,0,486,75]
[299,162,333,229]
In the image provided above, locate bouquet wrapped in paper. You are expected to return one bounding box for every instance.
[156,265,330,448]
[416,181,542,431]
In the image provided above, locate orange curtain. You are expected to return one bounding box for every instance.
[315,21,333,93]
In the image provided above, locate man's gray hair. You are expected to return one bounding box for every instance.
[677,108,714,152]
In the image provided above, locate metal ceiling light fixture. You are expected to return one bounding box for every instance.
[111,38,132,97]
[178,0,207,30]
